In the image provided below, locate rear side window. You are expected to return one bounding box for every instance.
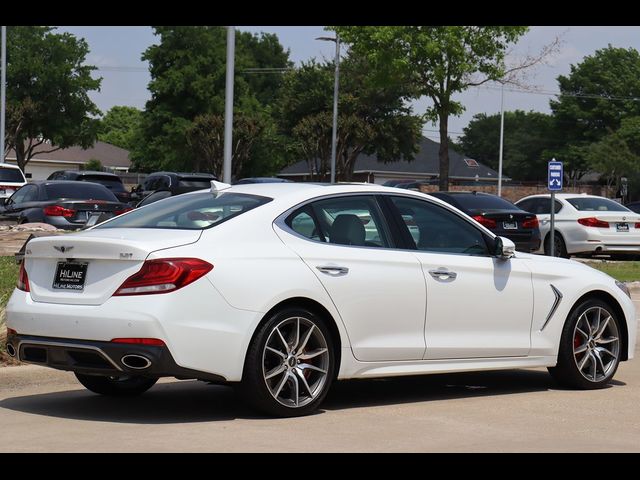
[98,191,272,230]
[0,167,26,183]
[517,198,562,214]
[567,197,630,212]
[45,183,117,201]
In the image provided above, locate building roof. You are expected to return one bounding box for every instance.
[279,136,507,181]
[6,141,131,168]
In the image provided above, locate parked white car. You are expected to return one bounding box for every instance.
[5,183,636,416]
[0,163,27,199]
[516,193,640,258]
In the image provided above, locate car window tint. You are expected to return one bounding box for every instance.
[524,198,562,215]
[309,196,390,248]
[21,185,39,202]
[452,194,520,211]
[44,183,118,201]
[0,168,26,183]
[99,191,271,230]
[9,185,30,204]
[286,207,324,242]
[390,196,489,255]
[567,197,630,212]
[516,199,533,212]
[138,190,172,207]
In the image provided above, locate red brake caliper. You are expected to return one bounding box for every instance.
[574,333,582,351]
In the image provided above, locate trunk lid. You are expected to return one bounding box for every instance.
[24,228,202,305]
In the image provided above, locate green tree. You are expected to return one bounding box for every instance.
[132,26,290,173]
[549,46,640,184]
[4,26,101,172]
[84,158,103,171]
[585,131,638,190]
[459,110,560,181]
[98,106,142,151]
[277,55,423,181]
[333,26,529,190]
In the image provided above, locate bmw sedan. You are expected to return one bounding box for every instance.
[5,183,636,417]
[516,193,640,258]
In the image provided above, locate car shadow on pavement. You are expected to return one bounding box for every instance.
[0,369,626,423]
[322,369,625,411]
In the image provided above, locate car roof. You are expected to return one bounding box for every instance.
[428,191,495,197]
[518,193,609,201]
[148,171,216,177]
[0,163,23,170]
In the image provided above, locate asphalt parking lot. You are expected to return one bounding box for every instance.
[2,297,639,453]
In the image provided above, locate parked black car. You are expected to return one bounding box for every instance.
[47,170,131,204]
[234,177,293,184]
[426,191,542,252]
[625,201,640,213]
[131,172,217,204]
[0,181,131,230]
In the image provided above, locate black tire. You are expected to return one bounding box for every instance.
[237,307,335,417]
[548,298,623,389]
[544,232,568,258]
[75,373,158,397]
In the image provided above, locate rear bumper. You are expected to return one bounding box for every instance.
[5,333,226,383]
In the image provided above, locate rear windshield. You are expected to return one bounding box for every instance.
[0,167,26,183]
[79,175,125,191]
[97,191,272,230]
[448,194,519,211]
[45,183,118,202]
[566,197,630,212]
[177,177,214,190]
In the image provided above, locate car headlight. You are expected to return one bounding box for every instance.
[615,280,631,298]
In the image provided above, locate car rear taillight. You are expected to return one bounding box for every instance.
[111,338,166,346]
[17,261,30,292]
[114,207,133,216]
[521,217,539,229]
[7,328,17,336]
[0,185,16,192]
[113,258,213,296]
[635,223,640,229]
[472,215,497,229]
[578,217,609,228]
[43,205,76,217]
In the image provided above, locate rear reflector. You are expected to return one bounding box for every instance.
[111,338,166,347]
[113,258,213,296]
[17,261,30,292]
[43,205,76,218]
[578,217,609,228]
[472,215,497,229]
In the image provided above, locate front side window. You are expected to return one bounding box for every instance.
[98,191,271,230]
[390,196,489,255]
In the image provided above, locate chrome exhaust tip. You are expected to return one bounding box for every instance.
[6,343,16,358]
[121,354,152,370]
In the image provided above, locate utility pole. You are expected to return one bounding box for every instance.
[223,26,235,184]
[316,34,340,183]
[1,26,6,164]
[498,81,505,197]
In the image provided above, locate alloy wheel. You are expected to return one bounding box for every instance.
[262,316,330,408]
[572,306,620,382]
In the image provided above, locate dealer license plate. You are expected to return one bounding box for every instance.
[52,262,88,291]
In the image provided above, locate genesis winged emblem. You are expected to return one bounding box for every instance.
[54,246,74,254]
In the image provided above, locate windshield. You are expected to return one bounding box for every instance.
[97,191,272,230]
[45,183,117,201]
[566,197,630,212]
[80,176,125,192]
[0,168,26,183]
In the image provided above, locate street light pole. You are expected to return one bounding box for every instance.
[498,81,505,197]
[316,34,340,184]
[1,26,6,164]
[223,26,235,184]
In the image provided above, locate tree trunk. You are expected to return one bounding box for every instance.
[438,111,449,191]
[14,140,27,172]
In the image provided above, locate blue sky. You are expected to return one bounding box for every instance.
[58,26,640,141]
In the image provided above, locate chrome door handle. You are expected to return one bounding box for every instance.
[316,265,349,277]
[428,268,457,281]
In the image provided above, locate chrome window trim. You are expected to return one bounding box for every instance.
[273,191,499,258]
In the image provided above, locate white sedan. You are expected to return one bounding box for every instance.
[516,193,640,258]
[5,183,637,416]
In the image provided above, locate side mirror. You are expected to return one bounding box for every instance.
[494,236,516,260]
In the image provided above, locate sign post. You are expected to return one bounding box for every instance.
[548,159,563,257]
